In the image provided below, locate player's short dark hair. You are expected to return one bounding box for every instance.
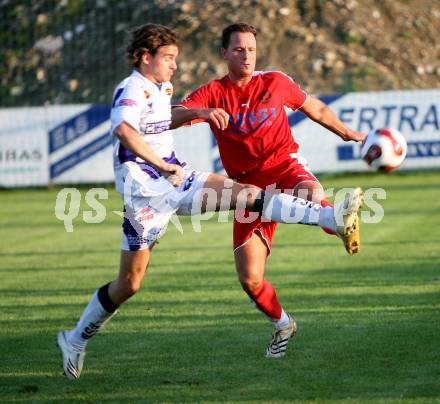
[126,23,178,67]
[221,23,257,49]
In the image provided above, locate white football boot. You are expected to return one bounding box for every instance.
[266,314,297,358]
[57,330,85,380]
[334,187,364,255]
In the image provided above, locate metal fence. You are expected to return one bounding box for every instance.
[1,0,181,107]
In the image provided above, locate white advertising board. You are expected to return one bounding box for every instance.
[0,107,49,187]
[1,89,438,187]
[288,89,440,173]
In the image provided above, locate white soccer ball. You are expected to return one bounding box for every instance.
[360,128,407,172]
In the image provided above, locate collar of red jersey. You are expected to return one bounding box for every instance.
[222,71,263,88]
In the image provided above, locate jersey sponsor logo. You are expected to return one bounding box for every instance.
[229,107,277,132]
[165,88,173,96]
[118,98,137,107]
[143,120,171,134]
[144,90,150,99]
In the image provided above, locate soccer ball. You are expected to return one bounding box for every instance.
[360,128,407,172]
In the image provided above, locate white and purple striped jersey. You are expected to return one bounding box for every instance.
[110,71,209,250]
[110,70,184,192]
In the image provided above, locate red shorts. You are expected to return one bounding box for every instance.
[233,156,320,253]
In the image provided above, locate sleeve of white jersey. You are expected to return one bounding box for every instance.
[111,81,144,133]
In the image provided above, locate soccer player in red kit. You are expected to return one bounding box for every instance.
[172,23,366,358]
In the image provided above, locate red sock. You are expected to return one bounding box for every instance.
[320,199,337,235]
[246,279,282,320]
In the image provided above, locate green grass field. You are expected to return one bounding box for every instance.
[1,171,440,403]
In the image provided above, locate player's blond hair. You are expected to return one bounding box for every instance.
[126,23,178,67]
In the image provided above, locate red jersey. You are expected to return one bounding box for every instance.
[179,71,307,178]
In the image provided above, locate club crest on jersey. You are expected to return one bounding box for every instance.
[165,88,173,96]
[144,91,150,99]
[258,90,272,104]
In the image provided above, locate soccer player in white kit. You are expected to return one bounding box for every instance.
[57,23,363,379]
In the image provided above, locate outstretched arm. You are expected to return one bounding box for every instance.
[171,106,230,131]
[300,95,365,142]
[114,121,184,186]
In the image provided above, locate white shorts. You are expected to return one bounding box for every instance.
[116,162,210,251]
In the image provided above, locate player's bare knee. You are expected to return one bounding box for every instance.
[125,280,142,297]
[116,277,142,298]
[238,275,262,293]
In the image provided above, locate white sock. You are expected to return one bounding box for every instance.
[67,291,116,352]
[274,309,290,330]
[262,193,336,231]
